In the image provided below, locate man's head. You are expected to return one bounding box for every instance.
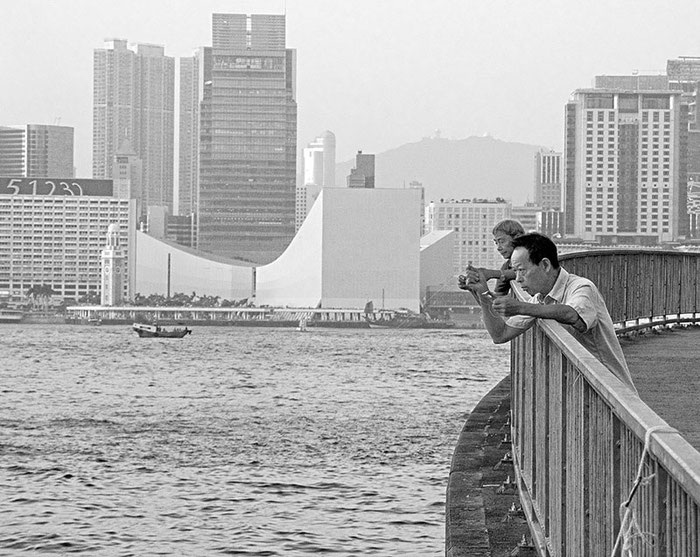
[492,219,525,260]
[510,233,560,296]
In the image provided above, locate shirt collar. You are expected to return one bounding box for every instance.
[542,267,569,304]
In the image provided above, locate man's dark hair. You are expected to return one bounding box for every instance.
[511,233,560,269]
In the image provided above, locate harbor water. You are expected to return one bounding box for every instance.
[1,325,509,556]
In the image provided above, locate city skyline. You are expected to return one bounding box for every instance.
[3,0,700,179]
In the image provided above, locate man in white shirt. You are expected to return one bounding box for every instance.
[465,232,637,393]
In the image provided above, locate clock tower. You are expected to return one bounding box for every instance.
[101,223,125,306]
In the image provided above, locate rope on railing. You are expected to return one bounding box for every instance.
[611,424,679,557]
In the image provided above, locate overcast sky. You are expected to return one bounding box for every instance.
[2,0,700,177]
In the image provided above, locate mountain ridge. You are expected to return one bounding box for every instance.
[334,135,551,206]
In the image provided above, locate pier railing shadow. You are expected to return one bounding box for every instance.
[512,250,700,556]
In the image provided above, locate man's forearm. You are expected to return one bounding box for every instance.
[514,301,582,328]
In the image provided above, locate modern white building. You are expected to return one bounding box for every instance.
[425,198,512,274]
[564,88,688,244]
[0,178,136,302]
[132,187,449,312]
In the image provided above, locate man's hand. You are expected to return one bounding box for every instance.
[490,296,525,318]
[458,264,487,291]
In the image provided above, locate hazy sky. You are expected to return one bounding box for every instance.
[3,0,700,177]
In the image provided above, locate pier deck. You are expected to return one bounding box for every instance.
[621,325,700,451]
[447,324,700,556]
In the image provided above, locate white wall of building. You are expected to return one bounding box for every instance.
[257,187,422,311]
[134,231,254,300]
[419,230,455,302]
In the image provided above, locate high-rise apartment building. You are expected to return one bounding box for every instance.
[347,151,375,188]
[297,131,336,229]
[425,198,511,275]
[534,149,562,210]
[182,13,297,264]
[667,57,700,236]
[93,40,174,219]
[564,88,688,244]
[178,56,199,218]
[0,125,74,177]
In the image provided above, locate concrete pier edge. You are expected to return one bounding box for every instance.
[446,374,532,557]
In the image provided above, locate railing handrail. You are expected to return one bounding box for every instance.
[510,250,700,555]
[535,314,700,505]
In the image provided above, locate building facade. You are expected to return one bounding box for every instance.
[564,88,688,244]
[178,56,199,219]
[297,130,336,229]
[534,149,562,210]
[0,125,74,177]
[184,13,297,264]
[347,151,375,188]
[0,177,136,302]
[93,40,175,219]
[667,58,700,237]
[425,198,511,274]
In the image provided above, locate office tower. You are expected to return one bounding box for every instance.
[347,151,375,188]
[0,125,74,177]
[667,57,700,236]
[534,149,562,210]
[564,88,688,244]
[93,39,175,218]
[425,198,511,274]
[184,13,297,264]
[297,130,336,229]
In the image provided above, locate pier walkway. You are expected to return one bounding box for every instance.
[447,250,700,556]
[622,326,700,451]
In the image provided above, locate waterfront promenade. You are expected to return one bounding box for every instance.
[622,326,700,451]
[447,324,700,556]
[447,250,700,556]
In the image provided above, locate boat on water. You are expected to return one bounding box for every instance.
[132,323,192,338]
[0,309,25,323]
[365,310,455,329]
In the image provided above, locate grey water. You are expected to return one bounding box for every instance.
[0,325,509,556]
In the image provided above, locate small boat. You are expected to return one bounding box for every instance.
[365,310,455,329]
[132,323,192,338]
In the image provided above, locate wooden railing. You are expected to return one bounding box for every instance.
[512,250,700,556]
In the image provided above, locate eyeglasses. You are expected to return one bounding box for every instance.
[493,236,511,247]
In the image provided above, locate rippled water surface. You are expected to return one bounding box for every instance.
[0,325,509,556]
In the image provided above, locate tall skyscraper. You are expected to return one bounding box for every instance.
[347,151,375,188]
[0,125,74,177]
[182,13,297,264]
[667,57,700,236]
[178,56,199,218]
[297,130,336,229]
[93,39,175,219]
[534,149,562,210]
[564,88,688,244]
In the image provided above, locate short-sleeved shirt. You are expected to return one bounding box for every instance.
[506,267,637,392]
